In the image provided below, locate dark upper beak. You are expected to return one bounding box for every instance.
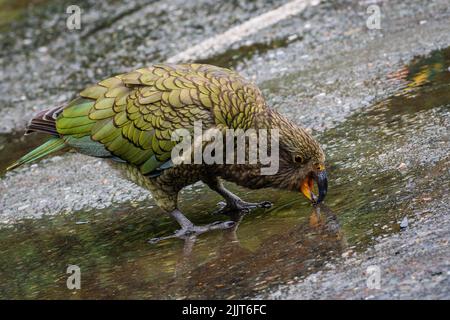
[300,169,328,204]
[314,170,328,204]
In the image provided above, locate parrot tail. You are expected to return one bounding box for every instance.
[25,105,64,136]
[6,137,67,171]
[7,105,67,171]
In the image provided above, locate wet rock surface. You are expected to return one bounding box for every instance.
[1,0,449,220]
[0,0,449,299]
[267,196,450,299]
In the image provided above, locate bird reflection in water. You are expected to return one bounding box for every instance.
[168,204,346,297]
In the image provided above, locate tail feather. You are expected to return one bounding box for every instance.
[6,137,66,171]
[25,105,64,135]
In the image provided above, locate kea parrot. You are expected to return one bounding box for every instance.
[8,64,328,241]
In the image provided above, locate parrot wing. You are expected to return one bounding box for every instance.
[55,64,267,175]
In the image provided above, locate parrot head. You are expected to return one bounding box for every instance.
[266,111,328,205]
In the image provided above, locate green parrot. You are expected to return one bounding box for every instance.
[8,63,327,241]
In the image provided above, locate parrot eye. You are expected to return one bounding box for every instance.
[294,155,303,163]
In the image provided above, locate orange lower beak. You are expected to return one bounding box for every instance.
[300,171,328,204]
[300,175,317,203]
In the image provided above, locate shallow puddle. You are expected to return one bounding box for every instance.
[198,36,296,69]
[0,132,48,173]
[0,47,449,299]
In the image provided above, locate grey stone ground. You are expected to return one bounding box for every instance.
[0,0,449,299]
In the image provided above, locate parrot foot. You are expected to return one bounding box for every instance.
[148,221,235,244]
[213,200,272,216]
[148,209,235,244]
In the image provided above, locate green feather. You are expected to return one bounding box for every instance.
[6,138,66,171]
[57,116,96,129]
[63,136,111,157]
[89,108,115,120]
[57,98,96,136]
[62,99,94,118]
[57,123,95,136]
[140,155,162,174]
[91,120,118,141]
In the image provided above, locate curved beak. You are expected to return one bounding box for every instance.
[300,170,328,204]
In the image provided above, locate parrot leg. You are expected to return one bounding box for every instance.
[148,209,236,244]
[205,178,272,215]
[143,178,236,244]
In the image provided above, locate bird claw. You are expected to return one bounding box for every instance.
[216,201,227,209]
[148,220,235,244]
[212,200,272,216]
[258,201,273,209]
